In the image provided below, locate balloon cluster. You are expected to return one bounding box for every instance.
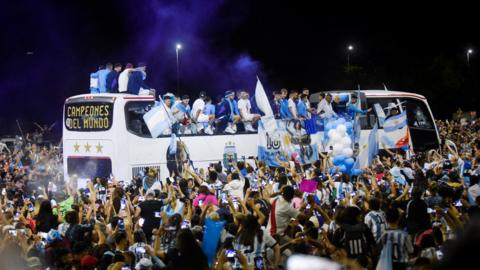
[325,118,362,176]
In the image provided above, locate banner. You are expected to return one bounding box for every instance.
[381,111,409,149]
[258,120,319,166]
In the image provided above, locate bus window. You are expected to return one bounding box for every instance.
[67,157,112,179]
[365,98,398,128]
[401,98,433,129]
[125,101,155,137]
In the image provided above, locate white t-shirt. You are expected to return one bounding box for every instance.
[118,68,133,92]
[191,99,205,120]
[237,98,251,118]
[288,98,298,118]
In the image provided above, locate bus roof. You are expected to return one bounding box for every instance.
[65,93,156,103]
[310,90,427,102]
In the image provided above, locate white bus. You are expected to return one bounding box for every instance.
[63,90,440,182]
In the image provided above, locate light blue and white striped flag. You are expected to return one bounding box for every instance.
[383,111,407,132]
[143,100,172,138]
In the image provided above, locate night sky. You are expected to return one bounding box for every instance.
[1,1,479,137]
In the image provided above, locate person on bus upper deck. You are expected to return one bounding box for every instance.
[127,63,153,95]
[191,91,215,135]
[297,94,310,119]
[238,90,260,132]
[161,93,176,135]
[172,95,193,134]
[288,90,299,120]
[203,96,216,132]
[317,93,337,119]
[346,94,371,119]
[118,63,134,93]
[302,88,315,114]
[97,63,113,93]
[279,88,291,119]
[89,65,103,94]
[271,90,282,119]
[106,63,122,93]
[223,90,241,134]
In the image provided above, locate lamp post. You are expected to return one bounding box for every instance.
[347,45,354,71]
[176,43,182,92]
[467,49,473,66]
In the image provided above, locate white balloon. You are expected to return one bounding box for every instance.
[341,137,352,147]
[342,147,353,157]
[327,129,337,139]
[330,132,341,143]
[336,124,347,135]
[333,143,344,156]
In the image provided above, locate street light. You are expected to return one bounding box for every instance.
[347,45,354,71]
[176,43,182,92]
[467,49,473,66]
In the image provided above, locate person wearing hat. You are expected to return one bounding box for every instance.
[237,90,260,132]
[127,62,154,95]
[346,94,371,119]
[172,94,194,134]
[119,63,134,93]
[191,91,215,135]
[222,90,241,134]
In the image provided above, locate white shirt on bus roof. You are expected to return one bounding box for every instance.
[191,98,205,120]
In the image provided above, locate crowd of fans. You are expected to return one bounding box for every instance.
[1,115,480,269]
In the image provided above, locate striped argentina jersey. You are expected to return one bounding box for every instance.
[364,210,387,241]
[378,229,414,263]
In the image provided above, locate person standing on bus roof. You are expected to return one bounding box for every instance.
[106,63,122,93]
[127,63,153,95]
[237,90,260,132]
[297,94,310,119]
[97,62,112,93]
[191,91,214,135]
[271,90,282,119]
[89,65,102,94]
[288,89,299,120]
[118,63,134,93]
[279,88,291,120]
[223,90,241,134]
[317,93,337,119]
[346,94,371,119]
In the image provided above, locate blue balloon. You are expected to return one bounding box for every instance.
[333,155,346,166]
[325,122,334,131]
[351,169,363,176]
[345,122,353,129]
[338,165,347,173]
[337,118,346,125]
[344,158,355,170]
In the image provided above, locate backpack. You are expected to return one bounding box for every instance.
[342,225,369,258]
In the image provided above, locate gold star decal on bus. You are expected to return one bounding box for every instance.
[96,143,103,153]
[74,142,80,152]
[84,142,91,152]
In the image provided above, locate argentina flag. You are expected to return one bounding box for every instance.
[382,111,410,149]
[383,111,407,132]
[143,100,173,138]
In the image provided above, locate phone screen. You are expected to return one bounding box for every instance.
[226,249,236,258]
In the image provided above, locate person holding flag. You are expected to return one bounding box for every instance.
[346,94,371,120]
